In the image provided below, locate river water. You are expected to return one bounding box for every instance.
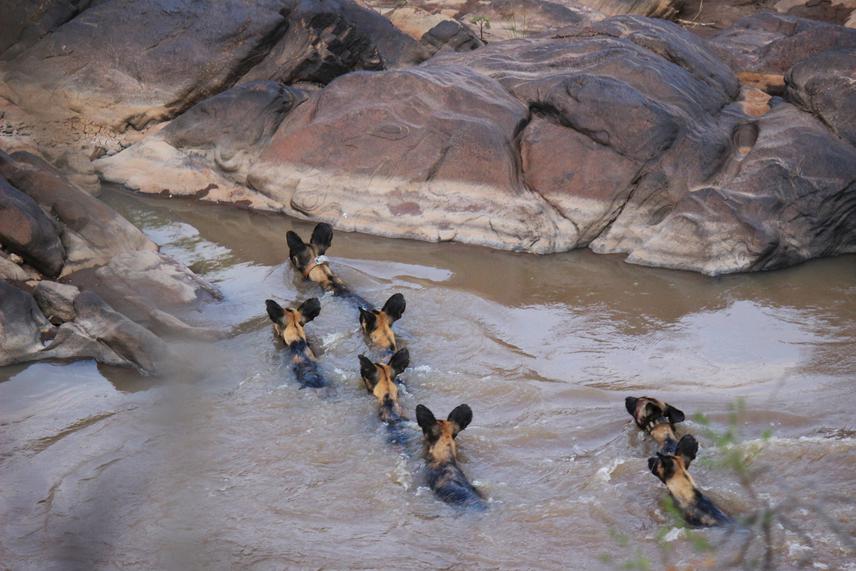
[2,188,854,570]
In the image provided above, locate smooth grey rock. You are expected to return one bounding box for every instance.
[33,280,80,324]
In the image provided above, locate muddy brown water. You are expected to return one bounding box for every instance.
[2,187,855,570]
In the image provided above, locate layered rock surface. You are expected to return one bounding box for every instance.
[0,0,853,325]
[0,150,218,373]
[97,12,856,274]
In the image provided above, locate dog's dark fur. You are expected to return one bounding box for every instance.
[359,293,406,352]
[648,435,733,527]
[416,403,486,510]
[265,297,326,388]
[626,396,686,454]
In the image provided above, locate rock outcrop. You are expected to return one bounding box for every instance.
[96,13,856,275]
[0,150,220,372]
[786,47,856,147]
[3,1,856,290]
[0,280,171,374]
[0,175,65,277]
[710,12,856,92]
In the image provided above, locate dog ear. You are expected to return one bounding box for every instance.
[265,299,285,325]
[298,298,321,324]
[310,223,333,255]
[359,355,378,391]
[389,347,409,377]
[447,404,473,436]
[625,396,638,417]
[381,293,406,323]
[286,230,306,255]
[675,434,698,468]
[360,308,377,332]
[416,404,439,437]
[666,404,685,424]
[648,456,660,477]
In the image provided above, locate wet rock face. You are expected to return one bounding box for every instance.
[0,150,219,371]
[786,47,856,147]
[0,175,65,277]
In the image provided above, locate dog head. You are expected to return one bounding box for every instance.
[626,396,686,449]
[359,293,406,351]
[648,434,699,501]
[286,223,335,285]
[359,348,409,419]
[265,297,321,345]
[416,403,473,465]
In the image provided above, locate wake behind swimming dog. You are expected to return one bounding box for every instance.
[265,297,326,388]
[416,403,486,510]
[648,434,733,527]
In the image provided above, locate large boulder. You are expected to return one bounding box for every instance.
[0,150,217,304]
[607,103,856,273]
[0,0,414,153]
[786,47,856,147]
[94,13,856,274]
[0,0,290,133]
[0,280,54,367]
[710,12,856,92]
[94,81,306,210]
[239,0,416,85]
[0,0,93,61]
[0,279,172,374]
[0,175,65,276]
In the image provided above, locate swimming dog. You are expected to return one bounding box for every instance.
[265,297,326,388]
[359,293,406,352]
[287,223,407,349]
[359,348,410,443]
[415,403,486,509]
[648,434,733,527]
[626,396,686,454]
[286,223,367,302]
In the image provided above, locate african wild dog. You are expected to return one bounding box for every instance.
[359,293,406,352]
[359,348,410,443]
[648,434,733,527]
[416,403,486,510]
[287,223,407,350]
[265,297,326,388]
[286,223,363,300]
[626,396,686,454]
